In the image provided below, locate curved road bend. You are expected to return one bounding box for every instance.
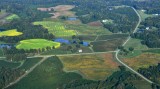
[115,7,153,84]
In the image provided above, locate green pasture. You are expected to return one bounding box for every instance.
[16,39,60,50]
[7,57,89,89]
[33,21,76,37]
[18,57,42,71]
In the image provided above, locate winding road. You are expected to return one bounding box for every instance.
[2,6,154,89]
[115,7,153,84]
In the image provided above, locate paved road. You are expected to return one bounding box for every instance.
[3,57,49,89]
[115,7,153,84]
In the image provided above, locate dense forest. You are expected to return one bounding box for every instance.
[131,16,160,48]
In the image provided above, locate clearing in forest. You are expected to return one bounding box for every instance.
[33,21,76,37]
[59,53,119,80]
[16,39,60,50]
[0,29,23,37]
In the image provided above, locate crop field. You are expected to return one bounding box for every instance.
[33,21,76,37]
[91,38,126,52]
[5,14,19,21]
[7,57,89,89]
[66,24,112,35]
[16,39,60,50]
[18,57,42,71]
[125,38,148,50]
[0,29,23,37]
[96,34,129,41]
[59,53,119,80]
[0,60,21,68]
[122,53,160,70]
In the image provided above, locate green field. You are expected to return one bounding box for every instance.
[91,38,126,52]
[96,34,129,41]
[125,38,148,50]
[0,60,21,68]
[137,10,154,21]
[5,14,19,21]
[0,29,23,37]
[18,57,42,71]
[33,21,76,37]
[66,24,112,35]
[7,57,90,89]
[16,39,60,50]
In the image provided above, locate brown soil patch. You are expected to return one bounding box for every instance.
[59,53,119,80]
[88,21,103,27]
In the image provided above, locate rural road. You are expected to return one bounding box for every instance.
[3,56,49,89]
[2,6,154,89]
[115,7,153,84]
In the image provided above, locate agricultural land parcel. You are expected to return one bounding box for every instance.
[16,39,60,50]
[59,53,119,80]
[0,29,23,37]
[33,21,76,37]
[6,57,91,89]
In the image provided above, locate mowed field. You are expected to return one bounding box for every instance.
[59,53,119,80]
[5,14,19,21]
[16,39,60,50]
[66,24,112,35]
[33,21,76,37]
[91,38,126,52]
[122,53,160,70]
[125,38,148,50]
[7,57,89,89]
[0,29,23,37]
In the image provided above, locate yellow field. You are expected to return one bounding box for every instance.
[122,53,160,70]
[0,29,23,37]
[59,53,119,80]
[33,21,76,37]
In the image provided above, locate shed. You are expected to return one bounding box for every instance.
[67,17,77,21]
[82,42,89,46]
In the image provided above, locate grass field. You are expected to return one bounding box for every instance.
[7,57,90,89]
[5,14,19,21]
[122,53,160,70]
[59,53,119,80]
[33,21,76,37]
[0,29,23,37]
[66,24,112,35]
[16,39,60,50]
[96,34,129,41]
[18,57,42,71]
[137,10,154,21]
[0,60,21,68]
[91,38,126,52]
[125,38,148,50]
[143,49,160,54]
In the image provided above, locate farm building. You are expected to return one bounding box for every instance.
[67,17,77,21]
[54,38,70,44]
